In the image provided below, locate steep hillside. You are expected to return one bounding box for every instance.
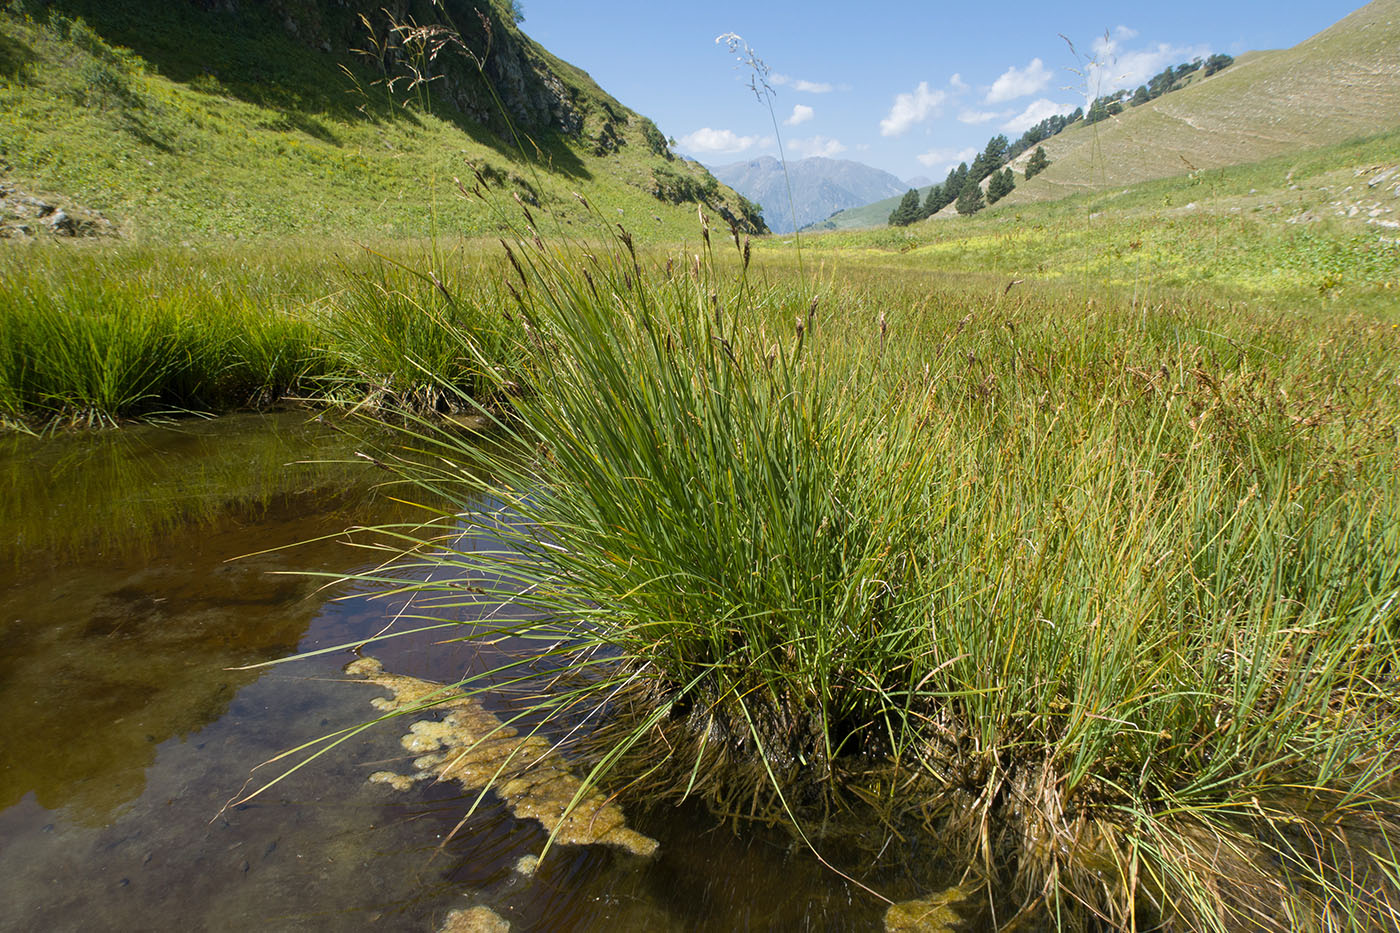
[1007,0,1400,204]
[0,0,762,240]
[814,1,1400,231]
[709,156,908,234]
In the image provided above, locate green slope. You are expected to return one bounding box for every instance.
[819,0,1400,231]
[797,128,1400,303]
[804,186,929,232]
[0,0,761,241]
[1005,0,1400,205]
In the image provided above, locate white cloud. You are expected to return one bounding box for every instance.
[949,73,969,93]
[916,146,978,175]
[958,109,1006,125]
[784,104,815,126]
[1084,32,1210,100]
[985,58,1053,104]
[1113,25,1140,40]
[788,135,846,158]
[772,73,834,94]
[1001,98,1067,134]
[880,81,947,136]
[677,127,765,155]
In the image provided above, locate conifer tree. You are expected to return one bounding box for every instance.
[920,184,944,218]
[948,162,969,199]
[986,168,1015,204]
[888,188,922,226]
[955,179,985,215]
[1025,146,1050,180]
[1203,53,1234,76]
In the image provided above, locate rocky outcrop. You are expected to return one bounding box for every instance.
[0,182,113,239]
[187,0,584,137]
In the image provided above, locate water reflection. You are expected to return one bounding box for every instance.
[0,411,425,821]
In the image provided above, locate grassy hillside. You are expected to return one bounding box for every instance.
[1006,0,1400,205]
[818,0,1400,231]
[0,0,760,241]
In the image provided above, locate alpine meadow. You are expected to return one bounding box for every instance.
[2,1,1399,930]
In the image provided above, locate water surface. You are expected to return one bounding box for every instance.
[0,412,911,931]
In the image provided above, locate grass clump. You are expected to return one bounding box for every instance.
[321,211,1400,930]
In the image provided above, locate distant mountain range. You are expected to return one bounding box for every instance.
[707,157,914,234]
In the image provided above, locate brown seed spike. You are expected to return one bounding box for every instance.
[615,224,635,259]
[500,240,527,286]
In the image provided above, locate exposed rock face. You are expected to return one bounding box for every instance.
[187,0,583,136]
[0,182,113,238]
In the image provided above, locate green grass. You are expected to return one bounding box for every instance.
[4,6,1399,920]
[792,129,1400,310]
[279,211,1400,930]
[0,239,525,428]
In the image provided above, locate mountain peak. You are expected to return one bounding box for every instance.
[707,157,910,233]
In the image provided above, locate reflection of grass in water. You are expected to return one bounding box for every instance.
[0,410,397,562]
[276,205,1400,930]
[0,410,449,823]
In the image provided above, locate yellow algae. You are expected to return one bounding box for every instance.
[367,770,423,792]
[347,657,659,857]
[439,905,510,933]
[513,854,538,876]
[884,885,973,932]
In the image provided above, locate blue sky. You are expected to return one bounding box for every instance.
[521,1,1365,182]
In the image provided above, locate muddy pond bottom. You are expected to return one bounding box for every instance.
[0,412,923,932]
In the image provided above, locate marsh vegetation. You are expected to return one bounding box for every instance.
[212,189,1398,930]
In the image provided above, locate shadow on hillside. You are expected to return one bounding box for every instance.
[40,0,590,179]
[0,31,36,83]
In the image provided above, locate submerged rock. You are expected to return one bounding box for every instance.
[346,657,659,857]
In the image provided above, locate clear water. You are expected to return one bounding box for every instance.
[0,412,917,932]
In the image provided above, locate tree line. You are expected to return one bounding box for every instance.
[889,51,1233,226]
[1086,54,1233,125]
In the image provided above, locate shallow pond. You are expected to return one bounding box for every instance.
[0,412,928,932]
